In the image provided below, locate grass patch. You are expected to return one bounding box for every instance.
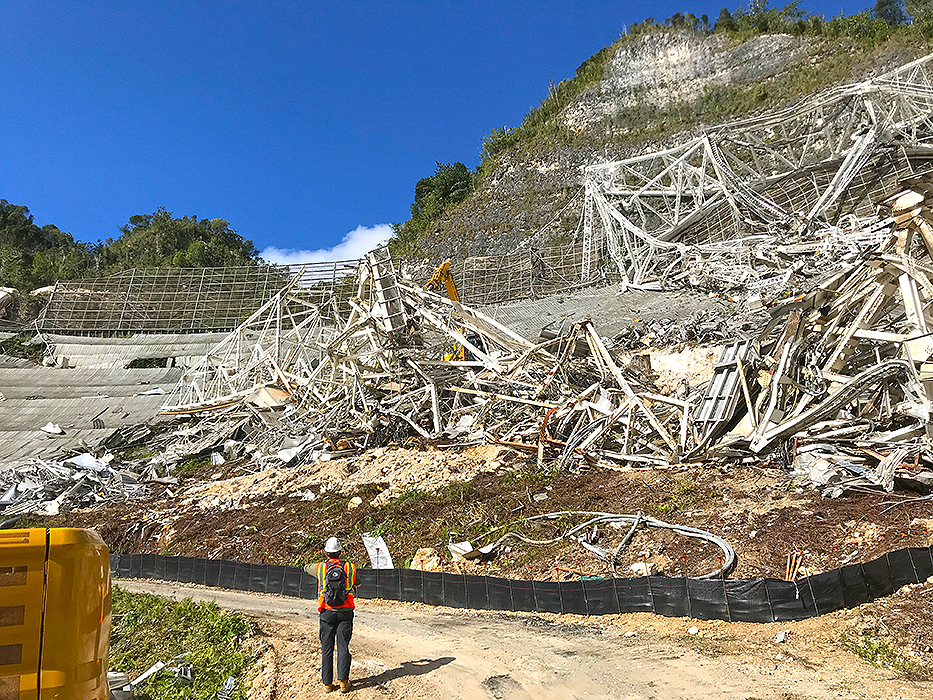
[174,457,212,476]
[0,333,42,361]
[109,586,253,700]
[123,445,156,461]
[844,631,924,677]
[676,632,740,657]
[654,477,704,514]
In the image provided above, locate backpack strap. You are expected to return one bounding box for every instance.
[342,561,352,590]
[316,562,327,594]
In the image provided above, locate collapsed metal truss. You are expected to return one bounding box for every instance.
[162,268,340,413]
[582,52,933,293]
[157,249,701,466]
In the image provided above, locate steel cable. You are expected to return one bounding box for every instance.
[476,510,736,579]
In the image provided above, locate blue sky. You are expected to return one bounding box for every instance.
[0,1,873,263]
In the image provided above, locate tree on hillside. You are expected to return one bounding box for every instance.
[0,201,40,289]
[31,225,94,283]
[412,162,474,221]
[389,162,475,255]
[628,17,660,35]
[98,208,258,273]
[0,200,91,290]
[875,0,908,23]
[780,1,806,20]
[714,7,737,31]
[667,12,700,31]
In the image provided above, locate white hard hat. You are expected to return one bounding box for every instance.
[324,537,342,554]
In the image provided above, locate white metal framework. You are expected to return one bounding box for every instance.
[582,53,933,293]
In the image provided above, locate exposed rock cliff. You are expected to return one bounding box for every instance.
[406,31,925,266]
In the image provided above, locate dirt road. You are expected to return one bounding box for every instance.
[119,580,931,700]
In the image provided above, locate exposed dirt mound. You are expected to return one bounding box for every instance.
[183,445,519,511]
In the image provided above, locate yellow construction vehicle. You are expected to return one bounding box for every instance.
[424,260,465,361]
[0,528,111,699]
[424,260,461,304]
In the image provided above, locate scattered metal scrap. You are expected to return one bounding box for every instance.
[123,174,933,493]
[0,453,149,516]
[467,510,737,579]
[10,192,933,513]
[12,54,933,518]
[612,308,751,349]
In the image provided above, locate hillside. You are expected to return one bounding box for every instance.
[391,18,930,264]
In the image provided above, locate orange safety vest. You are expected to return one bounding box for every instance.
[316,558,358,611]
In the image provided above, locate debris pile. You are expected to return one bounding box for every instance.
[160,247,697,470]
[142,177,933,494]
[10,53,933,521]
[611,308,751,349]
[0,453,149,517]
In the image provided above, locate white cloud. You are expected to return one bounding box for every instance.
[260,223,393,264]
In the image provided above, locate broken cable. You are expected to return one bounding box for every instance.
[475,510,736,579]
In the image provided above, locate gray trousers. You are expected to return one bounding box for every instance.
[319,607,354,685]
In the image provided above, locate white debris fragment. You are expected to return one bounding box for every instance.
[0,456,148,516]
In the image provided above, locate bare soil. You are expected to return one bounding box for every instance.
[119,579,933,700]
[33,445,933,677]
[45,450,933,581]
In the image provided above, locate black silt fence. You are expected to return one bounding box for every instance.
[111,546,933,623]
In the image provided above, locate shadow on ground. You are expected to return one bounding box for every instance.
[352,656,455,690]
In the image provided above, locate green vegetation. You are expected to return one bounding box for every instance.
[653,477,709,514]
[100,208,258,272]
[389,161,475,256]
[0,199,93,296]
[477,42,618,169]
[844,630,924,676]
[0,333,43,362]
[109,586,253,700]
[174,457,213,475]
[0,202,260,320]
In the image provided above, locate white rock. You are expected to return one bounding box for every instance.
[630,561,655,577]
[411,547,442,572]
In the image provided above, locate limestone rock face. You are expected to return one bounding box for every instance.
[564,33,812,133]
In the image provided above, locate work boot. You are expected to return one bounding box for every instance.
[324,683,338,692]
[339,679,351,693]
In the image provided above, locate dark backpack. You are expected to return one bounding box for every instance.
[323,560,349,606]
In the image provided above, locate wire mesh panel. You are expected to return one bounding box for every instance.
[458,243,585,306]
[39,260,361,336]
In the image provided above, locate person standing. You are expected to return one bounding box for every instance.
[314,537,358,693]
